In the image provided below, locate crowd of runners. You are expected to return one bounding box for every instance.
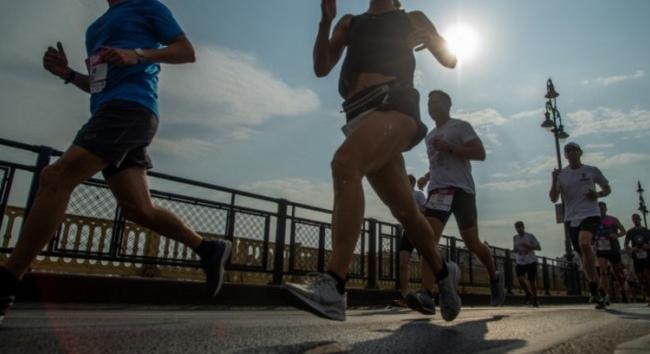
[1,0,649,325]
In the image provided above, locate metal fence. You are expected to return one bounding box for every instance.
[0,137,587,294]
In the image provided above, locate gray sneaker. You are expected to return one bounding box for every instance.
[285,273,346,321]
[406,290,436,315]
[437,261,462,322]
[490,271,506,306]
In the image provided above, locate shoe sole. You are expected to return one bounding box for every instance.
[440,262,462,322]
[211,241,232,298]
[406,293,435,315]
[285,283,345,321]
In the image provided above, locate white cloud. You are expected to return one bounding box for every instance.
[159,45,320,128]
[567,107,650,138]
[583,152,650,169]
[510,108,545,121]
[481,179,545,192]
[453,108,508,150]
[581,69,645,87]
[584,143,613,150]
[150,138,217,158]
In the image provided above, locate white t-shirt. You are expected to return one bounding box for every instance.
[413,189,427,208]
[513,233,540,265]
[426,118,479,195]
[557,164,609,226]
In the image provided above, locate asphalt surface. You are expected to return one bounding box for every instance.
[1,303,649,353]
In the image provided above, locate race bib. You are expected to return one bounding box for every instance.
[596,238,611,251]
[636,250,648,259]
[425,188,456,212]
[86,54,107,94]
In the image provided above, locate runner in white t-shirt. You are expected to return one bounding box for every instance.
[406,90,506,315]
[549,142,611,309]
[513,221,541,307]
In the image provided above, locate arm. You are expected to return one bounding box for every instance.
[549,169,561,203]
[100,35,196,66]
[616,220,627,238]
[418,172,430,187]
[408,11,457,69]
[43,42,91,93]
[450,138,486,161]
[313,0,350,77]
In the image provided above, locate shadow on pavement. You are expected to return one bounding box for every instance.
[237,314,527,354]
[604,307,650,321]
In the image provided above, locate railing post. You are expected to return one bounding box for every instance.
[505,250,513,295]
[317,223,325,273]
[272,199,288,285]
[394,225,403,290]
[450,237,457,263]
[24,146,52,218]
[542,258,551,295]
[366,218,378,289]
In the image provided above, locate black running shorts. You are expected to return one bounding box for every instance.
[515,262,537,283]
[568,216,601,255]
[424,189,477,230]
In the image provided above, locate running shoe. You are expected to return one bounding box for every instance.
[0,267,18,325]
[490,271,506,306]
[199,239,232,298]
[392,297,408,308]
[285,273,346,321]
[437,261,462,322]
[406,290,436,315]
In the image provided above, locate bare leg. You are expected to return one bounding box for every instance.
[420,216,445,291]
[325,111,440,278]
[518,276,532,296]
[107,167,202,249]
[460,226,497,280]
[597,258,609,294]
[398,251,411,298]
[579,231,598,282]
[5,146,106,279]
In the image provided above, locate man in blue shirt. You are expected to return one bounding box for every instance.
[0,0,231,324]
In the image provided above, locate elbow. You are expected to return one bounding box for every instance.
[445,56,458,69]
[314,66,330,78]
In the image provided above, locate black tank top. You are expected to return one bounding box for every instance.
[338,10,416,98]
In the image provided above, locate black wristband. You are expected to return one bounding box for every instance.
[64,70,76,84]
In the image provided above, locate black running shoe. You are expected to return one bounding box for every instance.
[199,240,232,298]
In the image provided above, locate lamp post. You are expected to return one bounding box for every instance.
[638,181,649,228]
[541,78,572,259]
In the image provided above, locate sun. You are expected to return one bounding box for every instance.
[444,24,480,63]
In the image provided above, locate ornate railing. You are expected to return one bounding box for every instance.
[0,137,585,294]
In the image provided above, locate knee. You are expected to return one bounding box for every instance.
[391,206,419,226]
[331,150,362,186]
[39,164,73,193]
[464,239,484,254]
[578,241,592,253]
[120,202,154,226]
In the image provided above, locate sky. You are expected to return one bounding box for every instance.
[1,0,650,259]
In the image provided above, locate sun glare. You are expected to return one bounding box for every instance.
[444,24,480,63]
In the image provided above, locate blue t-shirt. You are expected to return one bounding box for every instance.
[85,0,184,116]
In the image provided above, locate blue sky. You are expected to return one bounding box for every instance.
[1,0,650,258]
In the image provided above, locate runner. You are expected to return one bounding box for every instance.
[623,264,640,303]
[286,0,461,321]
[624,213,650,306]
[0,0,231,324]
[409,90,506,312]
[512,221,541,307]
[549,142,611,309]
[393,174,428,308]
[594,201,627,304]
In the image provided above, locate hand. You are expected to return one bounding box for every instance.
[321,0,336,23]
[552,169,560,182]
[100,47,139,66]
[43,41,69,78]
[585,189,599,201]
[417,177,427,190]
[432,135,450,152]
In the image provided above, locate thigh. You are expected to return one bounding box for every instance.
[106,166,153,210]
[452,191,477,231]
[49,144,107,185]
[366,155,416,214]
[336,111,418,176]
[568,225,581,254]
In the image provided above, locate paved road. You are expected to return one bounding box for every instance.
[1,303,649,353]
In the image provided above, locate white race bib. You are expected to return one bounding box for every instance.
[596,238,611,251]
[425,188,455,212]
[87,54,107,94]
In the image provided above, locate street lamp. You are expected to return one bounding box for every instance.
[540,78,572,260]
[638,181,649,227]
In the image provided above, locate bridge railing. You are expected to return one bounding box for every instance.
[0,137,586,295]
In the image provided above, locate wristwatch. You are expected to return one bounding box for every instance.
[134,48,146,63]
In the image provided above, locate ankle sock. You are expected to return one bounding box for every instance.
[326,271,346,295]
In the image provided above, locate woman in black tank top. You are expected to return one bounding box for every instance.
[285,0,461,321]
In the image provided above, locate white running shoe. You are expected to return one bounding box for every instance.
[437,261,462,322]
[285,273,346,321]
